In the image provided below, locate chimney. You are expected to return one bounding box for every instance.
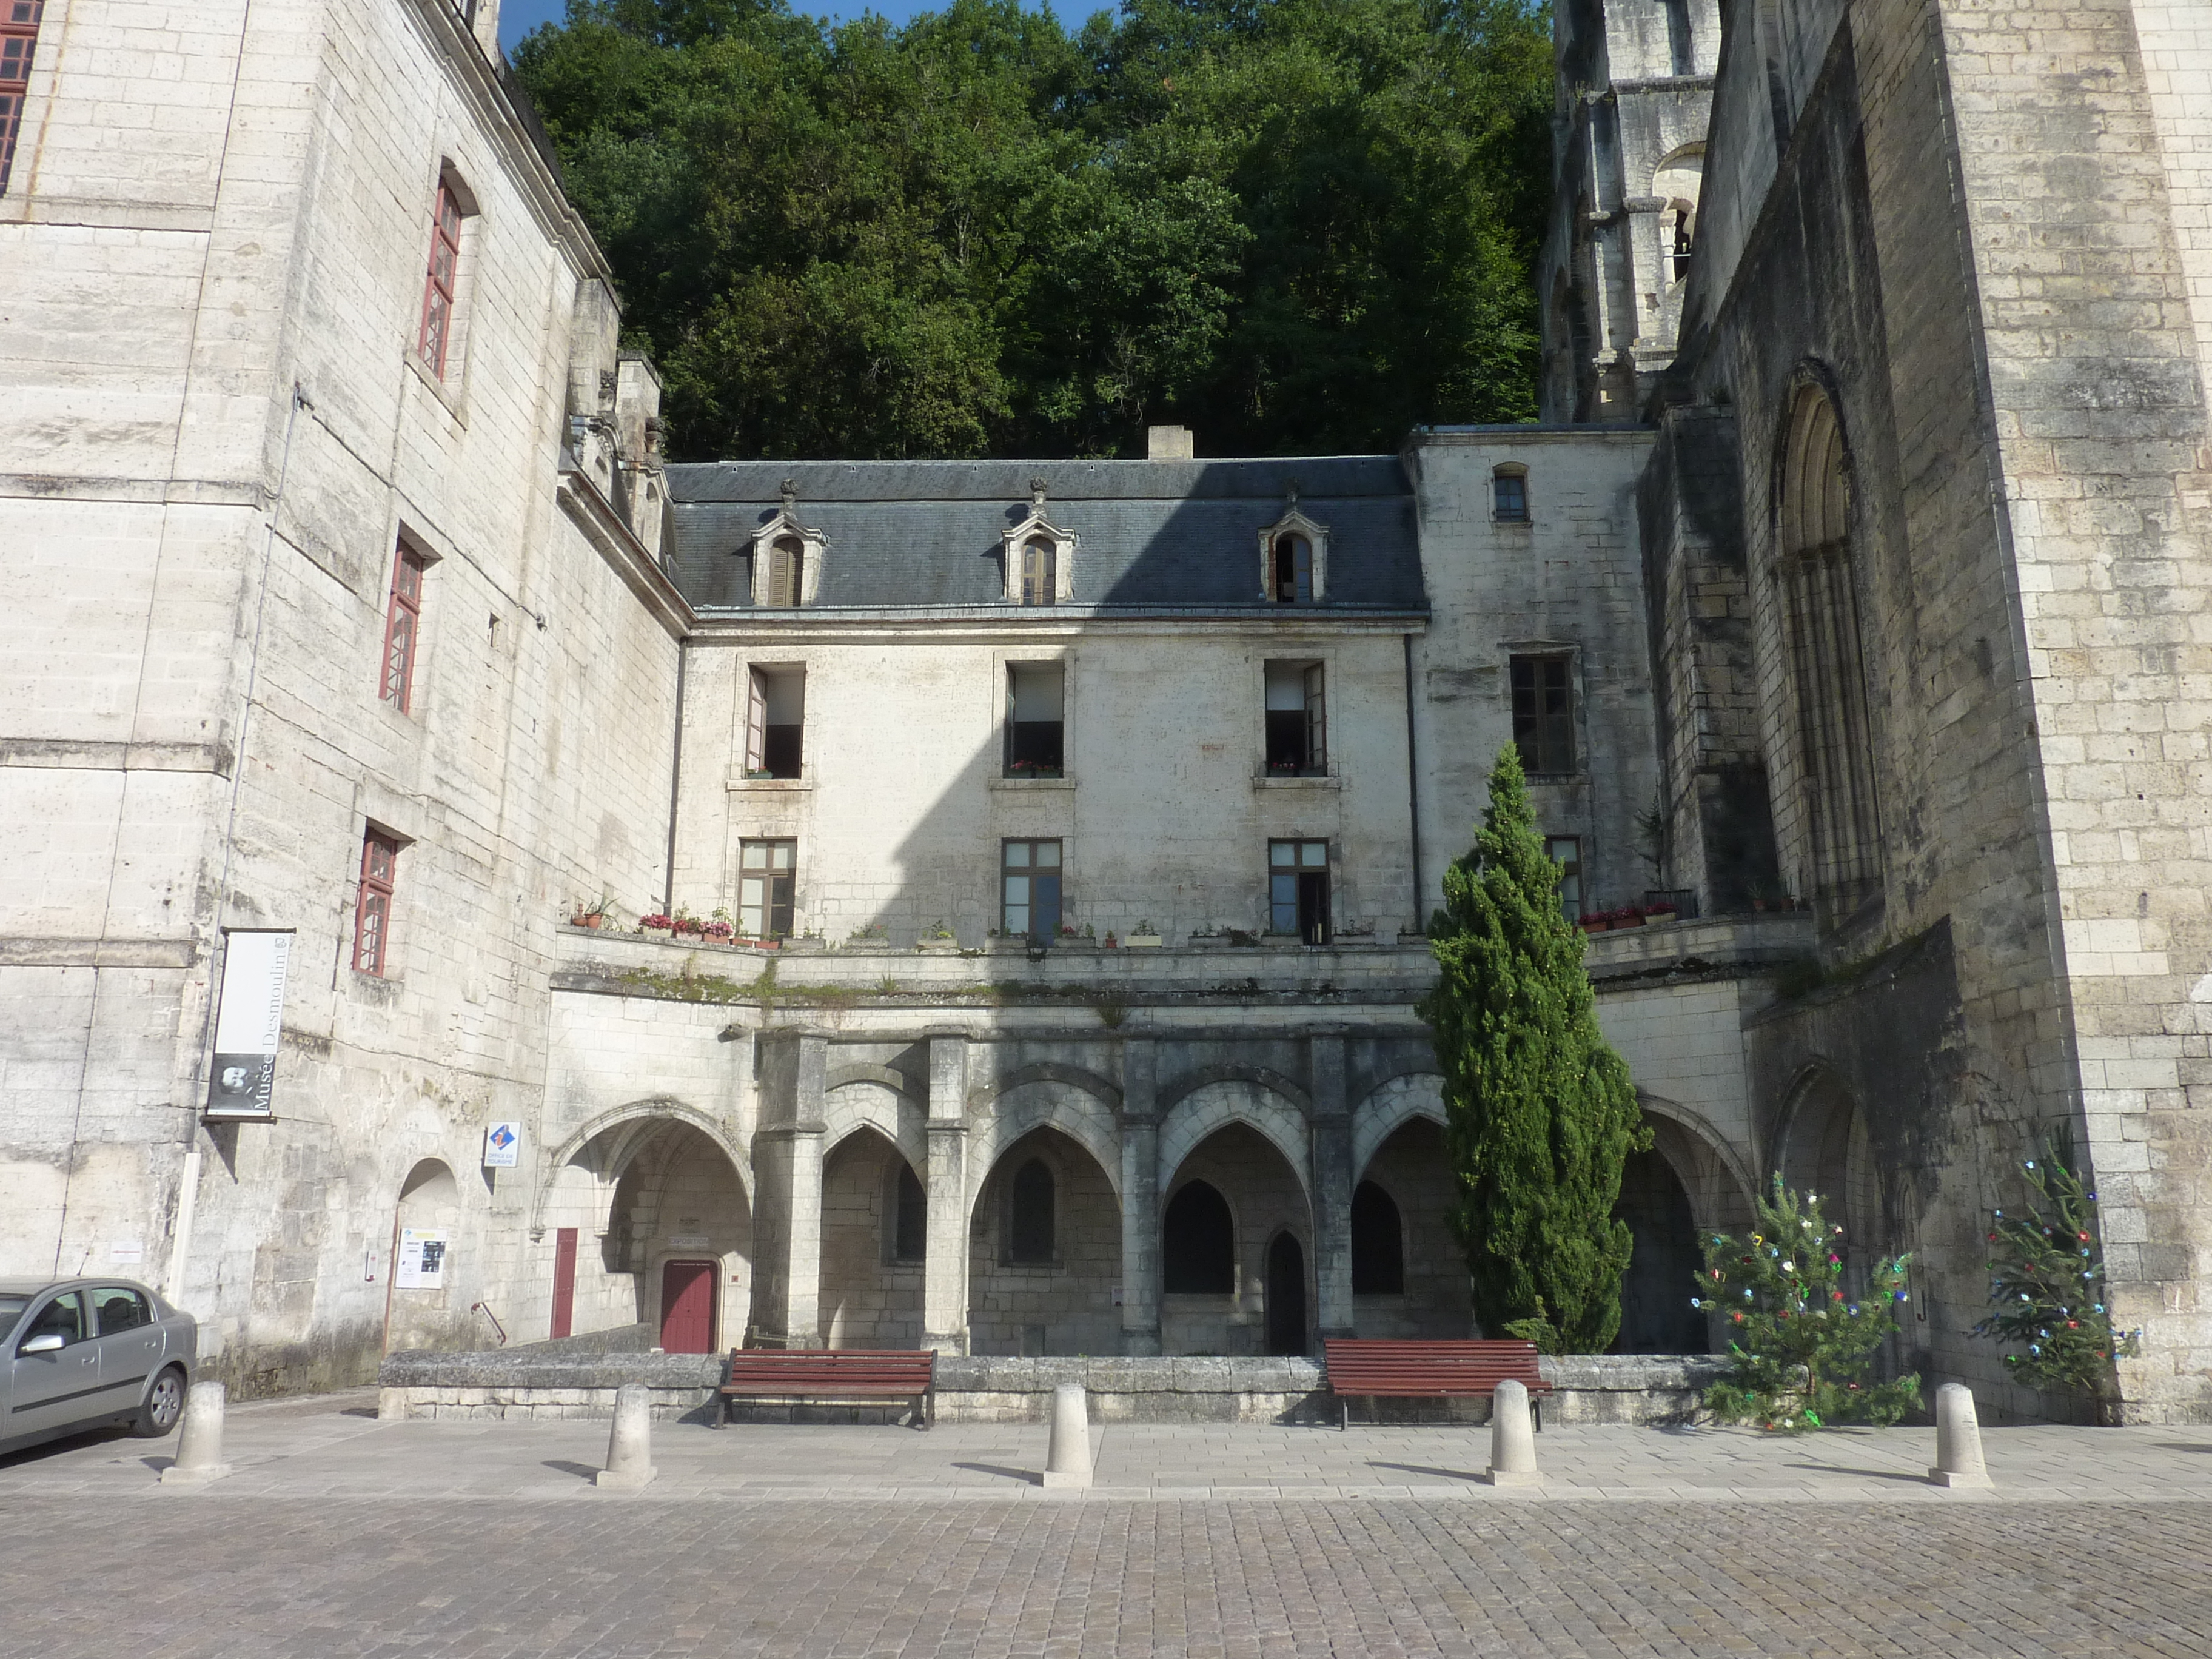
[1146,424,1195,460]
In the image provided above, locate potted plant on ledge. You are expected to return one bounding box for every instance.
[1125,920,1162,948]
[639,912,674,941]
[917,920,959,954]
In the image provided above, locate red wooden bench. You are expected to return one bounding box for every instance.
[1322,1339,1550,1431]
[716,1347,937,1429]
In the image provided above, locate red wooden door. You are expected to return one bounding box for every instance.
[659,1259,716,1354]
[549,1228,577,1339]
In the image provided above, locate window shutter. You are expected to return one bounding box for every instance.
[1303,663,1327,772]
[745,668,768,774]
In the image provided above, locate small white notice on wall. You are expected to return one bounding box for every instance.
[110,1241,144,1265]
[483,1122,521,1168]
[397,1228,449,1289]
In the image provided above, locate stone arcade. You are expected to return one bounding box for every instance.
[3,0,2209,1423]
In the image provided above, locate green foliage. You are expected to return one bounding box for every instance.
[512,0,1553,459]
[1695,1179,1921,1432]
[1417,745,1648,1353]
[1972,1128,2142,1407]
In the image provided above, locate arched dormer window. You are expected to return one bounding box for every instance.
[1002,479,1076,605]
[1492,464,1529,523]
[1777,382,1882,924]
[748,481,826,607]
[765,535,802,608]
[1256,498,1329,604]
[1019,536,1057,607]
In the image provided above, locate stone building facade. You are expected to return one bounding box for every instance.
[4,0,2210,1421]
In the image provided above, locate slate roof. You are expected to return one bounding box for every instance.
[663,457,1425,613]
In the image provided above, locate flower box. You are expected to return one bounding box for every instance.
[642,925,672,941]
[1578,917,1608,934]
[1123,934,1163,948]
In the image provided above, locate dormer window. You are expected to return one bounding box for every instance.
[1002,480,1076,605]
[1256,498,1329,603]
[1019,536,1057,606]
[749,483,826,607]
[1493,466,1529,523]
[1270,534,1312,604]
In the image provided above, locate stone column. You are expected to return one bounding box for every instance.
[748,1027,827,1349]
[1119,1037,1162,1356]
[1309,1027,1356,1342]
[922,1029,971,1355]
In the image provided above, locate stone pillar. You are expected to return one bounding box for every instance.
[748,1027,827,1349]
[922,1029,971,1355]
[1309,1028,1356,1342]
[1119,1038,1162,1356]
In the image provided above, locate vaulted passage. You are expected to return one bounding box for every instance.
[968,1127,1121,1356]
[1160,1124,1312,1356]
[1352,1116,1469,1339]
[817,1128,924,1348]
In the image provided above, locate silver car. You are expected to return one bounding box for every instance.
[1,1278,196,1455]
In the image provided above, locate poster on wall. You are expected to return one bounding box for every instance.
[396,1228,449,1289]
[205,929,294,1119]
[482,1122,521,1168]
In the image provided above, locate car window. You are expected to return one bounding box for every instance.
[19,1292,86,1350]
[93,1288,151,1336]
[0,1295,28,1339]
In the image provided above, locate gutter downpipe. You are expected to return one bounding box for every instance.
[662,640,686,914]
[1403,632,1424,936]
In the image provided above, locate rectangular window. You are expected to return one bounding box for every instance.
[1019,537,1057,606]
[1493,471,1529,523]
[1005,662,1064,776]
[354,831,400,976]
[417,181,464,377]
[1546,836,1583,923]
[1264,660,1326,776]
[1000,839,1062,940]
[1268,839,1331,945]
[1510,654,1575,776]
[380,544,426,712]
[744,666,805,779]
[738,839,796,939]
[0,1,43,195]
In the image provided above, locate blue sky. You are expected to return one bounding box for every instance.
[496,0,1078,52]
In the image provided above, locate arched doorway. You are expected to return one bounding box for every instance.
[819,1127,925,1349]
[1611,1148,1706,1353]
[583,1118,751,1351]
[967,1127,1120,1356]
[1352,1114,1467,1338]
[1265,1232,1308,1355]
[384,1158,466,1354]
[1159,1122,1311,1356]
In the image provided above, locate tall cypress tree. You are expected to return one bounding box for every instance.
[1418,744,1647,1353]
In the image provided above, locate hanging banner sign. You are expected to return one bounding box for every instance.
[205,930,293,1119]
[483,1122,521,1168]
[397,1228,449,1289]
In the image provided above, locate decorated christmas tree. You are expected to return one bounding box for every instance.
[1419,744,1647,1354]
[1695,1177,1921,1430]
[1972,1128,2142,1423]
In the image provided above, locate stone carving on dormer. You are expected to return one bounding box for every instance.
[749,483,828,608]
[1258,485,1330,604]
[1002,481,1077,606]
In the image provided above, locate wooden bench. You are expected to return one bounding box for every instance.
[716,1347,937,1429]
[1322,1339,1550,1432]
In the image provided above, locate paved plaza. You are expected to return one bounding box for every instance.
[5,1391,2212,1656]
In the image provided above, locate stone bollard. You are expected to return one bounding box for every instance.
[1928,1382,1994,1489]
[1041,1382,1093,1490]
[161,1380,233,1486]
[1483,1378,1540,1487]
[594,1383,658,1490]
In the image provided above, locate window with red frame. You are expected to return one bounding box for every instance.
[1,1,45,195]
[417,181,464,376]
[380,544,425,712]
[354,832,400,976]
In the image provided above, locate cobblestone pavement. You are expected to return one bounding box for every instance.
[4,1490,2210,1657]
[6,1396,2212,1655]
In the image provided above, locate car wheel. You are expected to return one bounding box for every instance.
[133,1366,186,1438]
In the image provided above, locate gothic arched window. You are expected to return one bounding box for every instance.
[1349,1181,1404,1295]
[1778,386,1882,922]
[1162,1181,1235,1293]
[1008,1158,1055,1262]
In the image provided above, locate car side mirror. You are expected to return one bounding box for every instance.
[20,1332,65,1355]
